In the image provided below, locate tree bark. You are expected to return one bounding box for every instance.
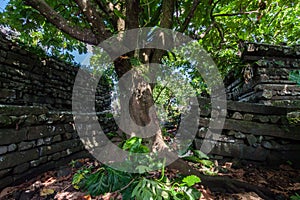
[113,56,167,151]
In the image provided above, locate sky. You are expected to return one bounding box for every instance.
[0,0,8,12]
[0,0,90,65]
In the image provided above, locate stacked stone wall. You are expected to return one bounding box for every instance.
[195,97,300,165]
[226,42,300,107]
[0,32,116,189]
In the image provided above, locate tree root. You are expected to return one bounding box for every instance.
[168,158,275,200]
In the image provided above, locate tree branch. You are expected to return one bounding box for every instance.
[24,0,100,45]
[125,0,140,29]
[94,0,118,30]
[73,0,111,39]
[149,0,175,64]
[179,0,201,32]
[160,0,175,29]
[213,10,259,17]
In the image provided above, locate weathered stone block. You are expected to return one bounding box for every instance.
[52,152,61,160]
[44,137,52,145]
[258,116,269,123]
[0,105,48,116]
[13,163,30,174]
[0,148,39,169]
[36,138,44,146]
[30,159,41,167]
[0,168,11,178]
[64,124,75,133]
[64,132,73,140]
[26,125,48,140]
[243,114,254,121]
[232,112,243,120]
[0,129,27,145]
[199,118,300,140]
[8,144,17,152]
[40,156,48,164]
[269,116,281,123]
[194,139,269,161]
[24,115,38,125]
[52,135,62,143]
[39,140,78,156]
[0,146,7,155]
[234,132,246,139]
[19,141,36,151]
[246,134,257,146]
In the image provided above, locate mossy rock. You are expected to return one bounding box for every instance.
[287,111,300,125]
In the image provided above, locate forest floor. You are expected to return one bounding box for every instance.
[1,158,299,200]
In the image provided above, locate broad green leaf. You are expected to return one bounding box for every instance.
[182,175,201,187]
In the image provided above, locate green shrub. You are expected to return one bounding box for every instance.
[72,137,202,199]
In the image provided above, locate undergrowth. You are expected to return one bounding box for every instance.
[71,136,206,200]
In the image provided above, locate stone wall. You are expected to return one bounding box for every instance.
[0,32,111,111]
[0,32,116,189]
[226,42,300,107]
[195,97,300,165]
[0,106,89,188]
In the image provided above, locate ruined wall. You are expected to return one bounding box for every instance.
[195,97,300,165]
[226,42,300,107]
[0,32,116,189]
[217,42,300,164]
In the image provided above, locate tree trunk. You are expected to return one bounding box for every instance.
[113,56,167,151]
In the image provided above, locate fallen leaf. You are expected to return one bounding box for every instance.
[40,188,55,196]
[84,194,91,200]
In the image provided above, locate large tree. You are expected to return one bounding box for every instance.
[0,0,298,198]
[2,0,298,148]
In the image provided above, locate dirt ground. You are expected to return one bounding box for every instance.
[1,158,299,200]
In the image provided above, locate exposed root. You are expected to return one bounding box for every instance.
[168,158,276,200]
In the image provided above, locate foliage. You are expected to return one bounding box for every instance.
[1,0,298,73]
[181,149,218,176]
[289,70,300,85]
[73,165,201,200]
[0,1,87,64]
[72,136,201,199]
[72,166,93,190]
[120,136,150,153]
[291,193,300,200]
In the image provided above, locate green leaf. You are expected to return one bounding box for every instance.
[192,150,209,160]
[182,156,202,163]
[113,9,125,19]
[199,159,214,168]
[289,70,300,85]
[182,175,201,187]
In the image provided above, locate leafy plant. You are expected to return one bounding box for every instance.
[290,193,300,200]
[182,175,201,187]
[131,175,201,200]
[72,137,201,199]
[72,163,202,200]
[120,136,150,153]
[289,70,300,85]
[181,149,218,176]
[72,166,93,190]
[78,166,134,197]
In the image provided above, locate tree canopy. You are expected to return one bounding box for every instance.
[1,0,299,74]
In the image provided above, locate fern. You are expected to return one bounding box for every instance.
[289,70,300,85]
[291,193,300,200]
